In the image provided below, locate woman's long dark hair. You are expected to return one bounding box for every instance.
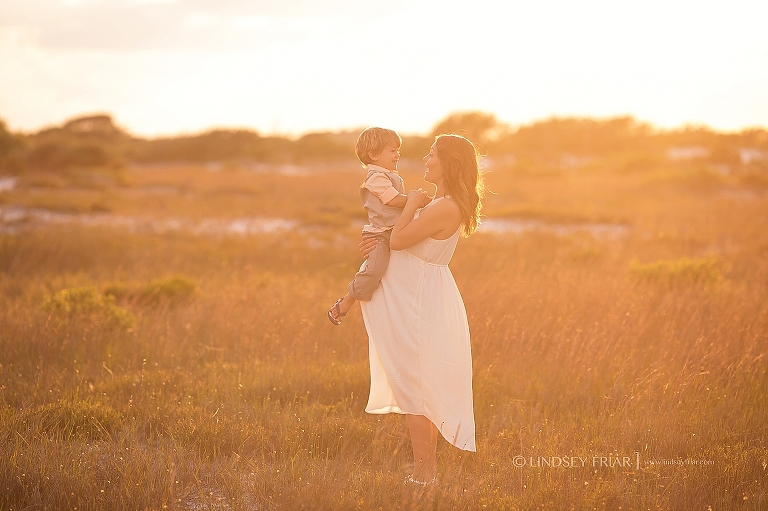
[435,134,484,236]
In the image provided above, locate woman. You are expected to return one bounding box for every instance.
[358,134,484,485]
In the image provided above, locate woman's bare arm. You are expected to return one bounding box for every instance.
[390,193,461,251]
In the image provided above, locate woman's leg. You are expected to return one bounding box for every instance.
[405,414,438,482]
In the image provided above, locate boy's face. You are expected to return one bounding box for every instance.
[368,144,400,171]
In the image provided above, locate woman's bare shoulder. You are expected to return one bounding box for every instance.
[427,197,461,216]
[418,197,462,229]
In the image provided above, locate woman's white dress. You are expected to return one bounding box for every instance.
[359,199,476,452]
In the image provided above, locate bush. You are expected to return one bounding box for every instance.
[0,119,25,173]
[629,257,722,286]
[26,143,114,170]
[41,287,135,330]
[104,275,197,306]
[139,275,197,305]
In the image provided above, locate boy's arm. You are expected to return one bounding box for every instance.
[385,194,407,208]
[365,173,406,208]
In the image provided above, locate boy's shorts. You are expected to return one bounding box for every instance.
[347,230,391,301]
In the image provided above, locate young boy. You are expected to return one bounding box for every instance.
[327,127,408,325]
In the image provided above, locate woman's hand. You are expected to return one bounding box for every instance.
[407,188,432,208]
[359,237,377,258]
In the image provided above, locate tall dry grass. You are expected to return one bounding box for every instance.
[0,158,766,509]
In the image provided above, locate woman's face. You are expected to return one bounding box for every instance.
[423,143,443,185]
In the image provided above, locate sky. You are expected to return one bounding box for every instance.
[1,0,767,137]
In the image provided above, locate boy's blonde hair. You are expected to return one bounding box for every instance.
[355,127,402,166]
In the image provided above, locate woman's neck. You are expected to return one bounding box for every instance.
[433,182,447,199]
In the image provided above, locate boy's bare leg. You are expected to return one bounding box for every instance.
[406,414,438,482]
[329,293,356,322]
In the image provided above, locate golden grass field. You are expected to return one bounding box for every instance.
[0,155,766,510]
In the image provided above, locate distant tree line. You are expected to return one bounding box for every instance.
[1,112,767,174]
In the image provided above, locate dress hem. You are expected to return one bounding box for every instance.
[364,407,477,452]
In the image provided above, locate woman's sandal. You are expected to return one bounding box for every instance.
[327,298,346,325]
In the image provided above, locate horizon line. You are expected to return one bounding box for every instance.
[5,111,768,140]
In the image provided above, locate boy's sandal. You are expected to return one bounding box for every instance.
[327,298,346,325]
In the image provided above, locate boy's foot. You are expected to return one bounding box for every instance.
[327,298,346,325]
[327,296,353,325]
[328,295,354,325]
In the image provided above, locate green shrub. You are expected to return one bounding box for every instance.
[102,282,132,302]
[139,275,197,305]
[105,275,197,307]
[629,257,722,286]
[41,286,134,330]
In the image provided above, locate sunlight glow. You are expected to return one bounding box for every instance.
[0,0,766,135]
